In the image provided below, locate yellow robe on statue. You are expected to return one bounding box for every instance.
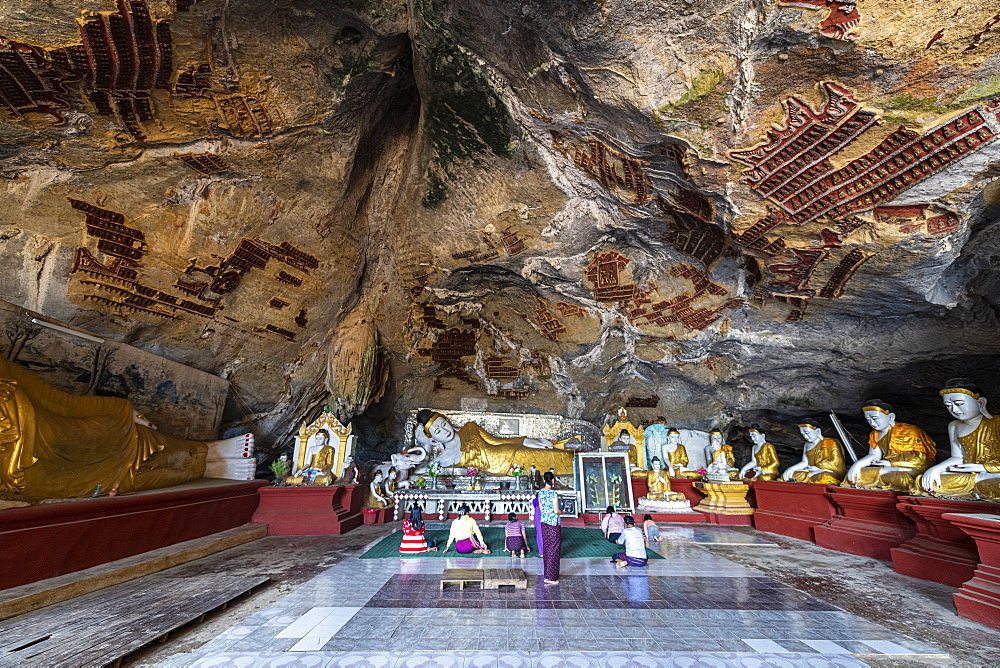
[668,444,701,478]
[646,469,684,500]
[751,442,780,481]
[456,422,576,475]
[0,356,207,499]
[854,423,936,493]
[926,415,1000,500]
[790,438,847,484]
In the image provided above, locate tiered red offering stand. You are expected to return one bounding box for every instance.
[751,480,835,541]
[251,484,365,535]
[814,487,915,561]
[891,496,999,587]
[943,512,1000,631]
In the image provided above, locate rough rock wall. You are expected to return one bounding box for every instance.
[1,0,998,467]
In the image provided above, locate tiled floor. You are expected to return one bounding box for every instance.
[155,526,949,667]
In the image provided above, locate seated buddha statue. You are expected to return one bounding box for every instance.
[844,400,936,493]
[0,356,254,500]
[664,428,700,478]
[704,430,737,480]
[782,419,847,484]
[645,457,686,501]
[414,410,578,476]
[920,379,1000,501]
[738,425,780,481]
[287,429,336,485]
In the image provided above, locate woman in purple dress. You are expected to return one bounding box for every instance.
[532,495,544,557]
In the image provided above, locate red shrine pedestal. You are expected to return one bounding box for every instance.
[751,481,835,542]
[890,496,1000,587]
[0,479,267,590]
[943,513,1000,631]
[814,487,915,561]
[251,484,364,535]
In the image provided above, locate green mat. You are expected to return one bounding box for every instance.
[359,526,664,560]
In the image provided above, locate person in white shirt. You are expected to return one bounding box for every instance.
[611,516,648,568]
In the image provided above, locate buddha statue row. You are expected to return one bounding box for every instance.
[775,378,1000,503]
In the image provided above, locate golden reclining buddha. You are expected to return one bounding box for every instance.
[0,357,253,500]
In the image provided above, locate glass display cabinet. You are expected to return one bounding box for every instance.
[577,452,634,513]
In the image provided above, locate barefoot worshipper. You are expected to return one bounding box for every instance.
[537,471,562,584]
[504,512,529,558]
[400,505,437,554]
[444,504,491,554]
[612,515,649,568]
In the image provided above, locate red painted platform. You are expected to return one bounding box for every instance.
[0,479,267,591]
[943,512,1000,631]
[697,511,753,526]
[814,487,915,561]
[751,481,835,542]
[891,496,999,587]
[669,478,706,506]
[252,484,364,535]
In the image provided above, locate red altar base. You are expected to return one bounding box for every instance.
[751,481,835,542]
[252,484,364,535]
[943,512,1000,631]
[669,478,706,506]
[814,487,915,561]
[0,479,266,591]
[891,496,1000,587]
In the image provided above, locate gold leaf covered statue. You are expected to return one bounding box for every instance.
[920,379,1000,501]
[738,425,780,481]
[782,418,847,484]
[844,400,936,493]
[0,356,254,500]
[415,410,578,476]
[645,456,686,501]
[664,428,701,478]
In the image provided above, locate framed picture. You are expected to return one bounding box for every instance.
[498,418,520,436]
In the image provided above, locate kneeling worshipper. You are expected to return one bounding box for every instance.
[612,516,648,568]
[601,506,626,543]
[444,504,491,554]
[505,512,529,557]
[400,505,437,553]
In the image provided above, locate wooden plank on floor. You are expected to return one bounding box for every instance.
[0,574,268,667]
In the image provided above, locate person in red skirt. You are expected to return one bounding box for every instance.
[400,505,437,553]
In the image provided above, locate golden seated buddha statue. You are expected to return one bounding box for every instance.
[920,379,1000,501]
[844,400,936,494]
[782,419,847,485]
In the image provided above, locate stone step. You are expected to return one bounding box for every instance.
[0,522,266,622]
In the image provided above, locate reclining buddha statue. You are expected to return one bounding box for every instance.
[0,356,254,500]
[843,399,936,493]
[414,410,579,475]
[920,379,1000,501]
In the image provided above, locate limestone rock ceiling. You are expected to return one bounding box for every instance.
[0,0,998,465]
